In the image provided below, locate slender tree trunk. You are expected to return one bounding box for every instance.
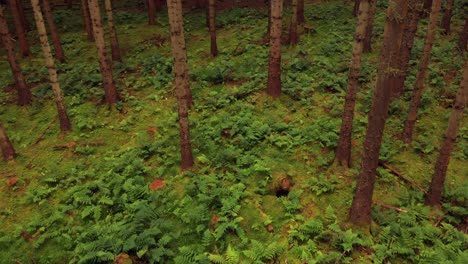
[362,0,376,53]
[289,0,298,45]
[42,0,65,63]
[81,0,93,41]
[425,61,467,206]
[353,0,360,16]
[266,0,283,97]
[348,0,407,227]
[440,0,454,34]
[148,0,156,25]
[31,0,71,132]
[16,0,30,32]
[156,0,164,10]
[88,0,119,104]
[7,0,29,57]
[266,0,271,40]
[402,0,442,143]
[0,5,32,105]
[208,0,218,56]
[458,19,468,51]
[167,0,194,170]
[392,0,423,97]
[0,124,15,161]
[422,0,432,17]
[335,0,371,169]
[104,0,121,62]
[297,0,304,24]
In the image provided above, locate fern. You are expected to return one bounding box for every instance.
[243,240,284,262]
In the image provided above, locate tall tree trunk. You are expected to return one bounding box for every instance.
[266,0,283,97]
[88,0,120,104]
[0,124,15,161]
[458,19,468,51]
[425,61,467,206]
[422,0,432,17]
[348,0,407,227]
[81,0,93,41]
[402,0,442,143]
[31,0,72,132]
[289,0,298,45]
[42,0,65,63]
[0,5,32,105]
[7,0,29,57]
[392,0,423,97]
[167,0,194,170]
[104,0,121,62]
[335,0,371,169]
[16,0,30,32]
[362,0,376,53]
[440,0,454,34]
[297,0,304,24]
[156,0,164,10]
[265,0,271,40]
[148,0,156,25]
[353,0,360,16]
[208,0,218,56]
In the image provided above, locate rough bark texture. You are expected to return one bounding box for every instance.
[148,0,156,25]
[289,0,298,45]
[353,0,360,16]
[42,0,65,63]
[362,0,376,53]
[81,0,93,41]
[88,0,120,104]
[0,124,15,161]
[0,5,32,105]
[104,0,121,62]
[167,0,194,170]
[348,0,407,227]
[7,0,29,57]
[208,0,218,56]
[335,0,370,168]
[440,0,453,34]
[459,19,468,51]
[402,0,441,143]
[16,0,29,32]
[297,0,304,24]
[393,0,422,97]
[31,0,72,132]
[425,61,467,206]
[266,0,283,97]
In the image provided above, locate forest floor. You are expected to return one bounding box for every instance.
[0,1,467,263]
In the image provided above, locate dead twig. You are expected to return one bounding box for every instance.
[374,202,409,213]
[33,119,55,145]
[379,161,428,195]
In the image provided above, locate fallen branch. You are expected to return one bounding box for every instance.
[33,119,55,145]
[52,142,105,150]
[379,161,428,195]
[374,202,408,213]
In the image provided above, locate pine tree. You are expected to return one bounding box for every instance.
[289,0,299,45]
[7,0,29,57]
[81,0,94,41]
[362,0,376,53]
[266,0,283,97]
[208,0,218,56]
[42,0,65,63]
[440,0,454,34]
[104,0,122,62]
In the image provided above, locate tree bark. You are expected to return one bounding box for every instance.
[335,0,371,168]
[167,0,194,170]
[81,0,93,41]
[458,19,468,51]
[289,0,298,45]
[353,0,360,17]
[16,0,30,32]
[348,0,407,227]
[266,0,283,97]
[362,0,376,53]
[297,0,304,24]
[208,0,218,56]
[88,0,120,104]
[42,0,65,63]
[422,0,432,17]
[440,0,453,34]
[0,5,32,105]
[425,61,467,206]
[148,0,156,25]
[104,0,121,62]
[402,0,442,143]
[7,0,29,57]
[0,124,15,161]
[31,0,72,133]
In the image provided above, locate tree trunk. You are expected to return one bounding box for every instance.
[88,0,120,104]
[289,0,298,45]
[348,0,407,227]
[362,0,376,53]
[104,0,121,62]
[208,0,218,56]
[353,0,360,17]
[81,0,93,41]
[425,61,467,206]
[297,0,304,24]
[156,0,164,10]
[458,19,468,51]
[392,0,423,98]
[16,0,30,32]
[0,124,15,161]
[335,0,370,168]
[402,0,442,143]
[167,0,194,170]
[0,5,32,105]
[265,0,271,40]
[31,0,72,133]
[42,0,65,63]
[422,0,432,17]
[440,0,453,34]
[7,0,29,57]
[266,0,283,97]
[65,0,73,9]
[148,0,156,25]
